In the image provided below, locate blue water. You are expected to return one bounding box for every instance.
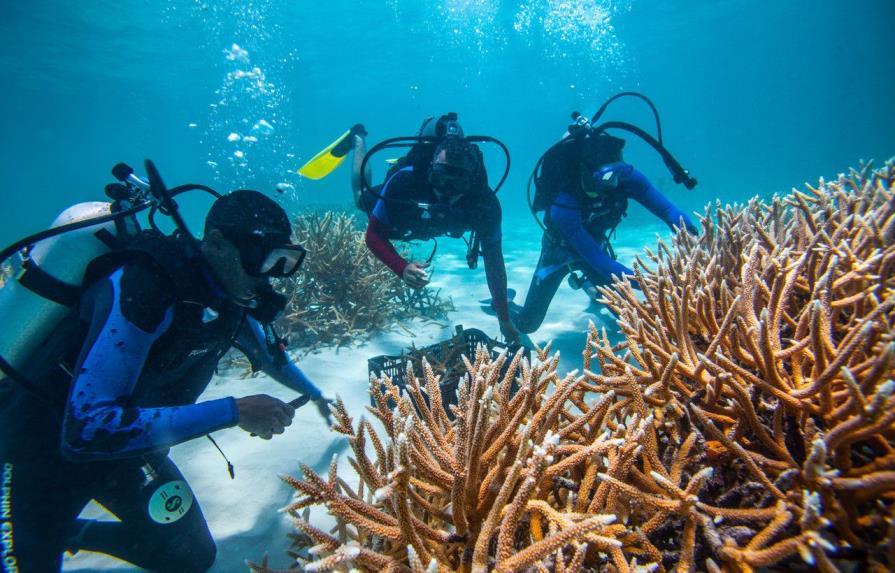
[1,1,893,571]
[2,0,893,245]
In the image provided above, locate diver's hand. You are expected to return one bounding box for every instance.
[313,397,334,426]
[499,318,521,346]
[402,262,430,289]
[236,394,295,440]
[675,216,700,236]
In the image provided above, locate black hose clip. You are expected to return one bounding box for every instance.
[673,169,698,190]
[104,183,130,200]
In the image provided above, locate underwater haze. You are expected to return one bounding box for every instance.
[1,1,894,572]
[2,0,894,243]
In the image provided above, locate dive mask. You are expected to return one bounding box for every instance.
[223,230,306,278]
[586,162,633,198]
[428,162,472,197]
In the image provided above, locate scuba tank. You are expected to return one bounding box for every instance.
[418,112,465,139]
[0,201,128,373]
[0,162,222,400]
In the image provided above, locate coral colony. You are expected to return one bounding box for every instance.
[277,211,453,353]
[252,162,894,572]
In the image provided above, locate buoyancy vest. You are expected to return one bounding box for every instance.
[537,132,629,242]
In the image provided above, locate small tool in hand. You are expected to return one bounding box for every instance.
[250,395,312,437]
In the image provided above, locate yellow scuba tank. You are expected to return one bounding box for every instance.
[0,201,121,373]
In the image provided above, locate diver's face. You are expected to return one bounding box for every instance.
[430,149,471,203]
[203,230,270,301]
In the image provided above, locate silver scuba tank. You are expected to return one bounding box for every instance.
[0,201,121,373]
[419,112,464,139]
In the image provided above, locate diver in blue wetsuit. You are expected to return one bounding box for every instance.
[0,190,330,572]
[515,123,698,334]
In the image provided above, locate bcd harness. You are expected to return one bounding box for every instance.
[528,92,698,252]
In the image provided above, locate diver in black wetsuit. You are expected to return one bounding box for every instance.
[351,115,521,344]
[0,190,330,572]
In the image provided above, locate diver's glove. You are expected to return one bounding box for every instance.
[674,215,700,237]
[499,318,521,346]
[314,397,334,426]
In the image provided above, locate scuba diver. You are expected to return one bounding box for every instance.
[512,93,699,334]
[299,113,520,343]
[0,162,331,572]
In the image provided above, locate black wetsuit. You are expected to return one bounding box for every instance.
[0,232,321,572]
[365,165,511,322]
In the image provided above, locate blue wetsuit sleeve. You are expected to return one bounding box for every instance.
[549,192,635,284]
[371,166,414,225]
[371,194,390,224]
[623,168,698,234]
[234,318,323,400]
[62,267,239,461]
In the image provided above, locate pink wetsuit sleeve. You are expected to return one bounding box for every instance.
[365,215,409,276]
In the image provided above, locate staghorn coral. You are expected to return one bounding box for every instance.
[255,344,645,573]
[274,211,453,353]
[253,161,895,573]
[255,340,725,572]
[591,160,895,571]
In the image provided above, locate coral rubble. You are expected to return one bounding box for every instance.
[275,211,453,353]
[255,162,895,572]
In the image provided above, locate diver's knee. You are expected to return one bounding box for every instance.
[185,534,217,573]
[156,532,217,573]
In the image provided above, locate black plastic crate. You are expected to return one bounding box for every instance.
[368,325,529,417]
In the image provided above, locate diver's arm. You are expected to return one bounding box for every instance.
[233,318,323,400]
[481,241,510,323]
[351,132,371,210]
[624,168,698,234]
[365,215,409,275]
[61,266,239,461]
[364,169,416,276]
[549,193,637,285]
[478,197,510,323]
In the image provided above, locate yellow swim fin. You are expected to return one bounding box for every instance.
[297,124,366,180]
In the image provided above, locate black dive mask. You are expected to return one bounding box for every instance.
[428,162,472,197]
[223,230,306,278]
